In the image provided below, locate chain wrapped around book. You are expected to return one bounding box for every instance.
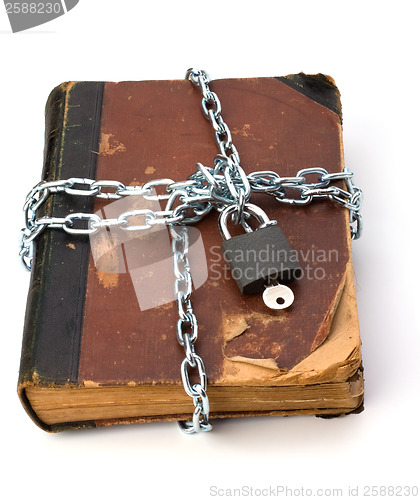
[19,69,363,434]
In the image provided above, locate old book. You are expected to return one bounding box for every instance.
[18,74,363,432]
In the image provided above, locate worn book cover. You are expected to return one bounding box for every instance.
[18,74,363,431]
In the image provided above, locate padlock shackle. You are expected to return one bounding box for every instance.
[218,203,276,241]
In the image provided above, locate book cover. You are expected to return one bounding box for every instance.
[18,74,363,431]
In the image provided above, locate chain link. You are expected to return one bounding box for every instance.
[19,69,363,434]
[170,226,212,433]
[186,68,249,223]
[19,165,363,270]
[187,69,241,168]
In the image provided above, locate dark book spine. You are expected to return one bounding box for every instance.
[18,82,104,428]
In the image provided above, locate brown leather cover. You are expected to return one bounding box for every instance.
[18,74,362,431]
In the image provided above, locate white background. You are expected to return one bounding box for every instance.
[1,1,419,499]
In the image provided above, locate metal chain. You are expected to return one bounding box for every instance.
[19,69,363,434]
[19,166,363,271]
[186,68,250,225]
[170,226,212,433]
[186,68,242,168]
